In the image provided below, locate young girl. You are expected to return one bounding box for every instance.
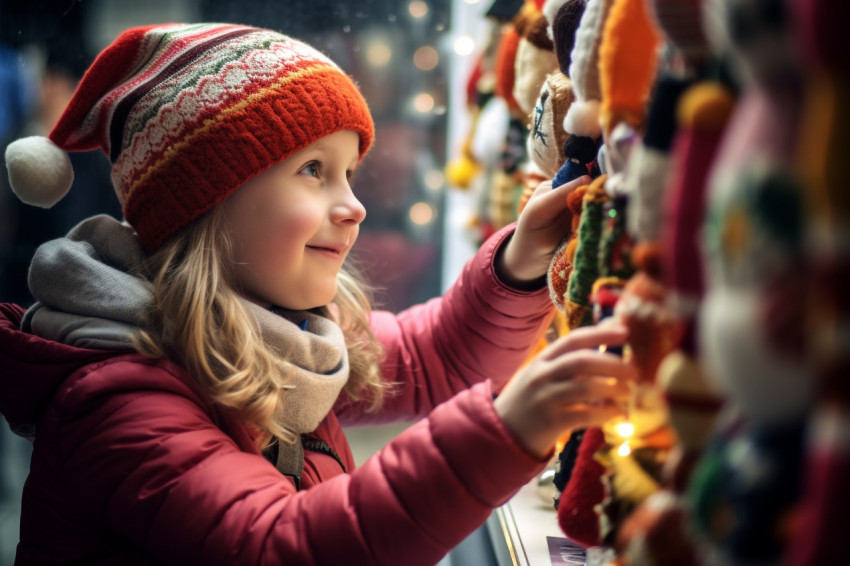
[0,23,633,565]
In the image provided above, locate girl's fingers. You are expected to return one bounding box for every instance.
[523,175,588,220]
[548,375,632,406]
[539,323,629,361]
[554,174,591,196]
[552,350,638,382]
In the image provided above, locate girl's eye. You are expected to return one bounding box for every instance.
[300,161,321,178]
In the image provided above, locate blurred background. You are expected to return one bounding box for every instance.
[0,0,496,561]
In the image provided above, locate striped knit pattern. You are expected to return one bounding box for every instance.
[48,23,374,251]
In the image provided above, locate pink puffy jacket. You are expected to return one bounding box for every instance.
[0,226,554,565]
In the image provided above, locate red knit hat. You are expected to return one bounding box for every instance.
[4,23,375,251]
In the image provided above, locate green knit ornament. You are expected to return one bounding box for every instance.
[566,174,609,329]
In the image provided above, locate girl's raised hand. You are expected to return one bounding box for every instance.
[495,174,591,287]
[493,323,634,459]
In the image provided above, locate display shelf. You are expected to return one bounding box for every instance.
[486,476,588,566]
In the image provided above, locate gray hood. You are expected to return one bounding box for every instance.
[23,215,153,350]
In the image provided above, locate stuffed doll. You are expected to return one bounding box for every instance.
[687,1,817,564]
[512,0,560,116]
[547,0,600,189]
[527,71,575,179]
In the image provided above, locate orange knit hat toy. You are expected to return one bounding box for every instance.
[4,23,374,251]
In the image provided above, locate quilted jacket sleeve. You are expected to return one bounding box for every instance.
[53,358,548,566]
[336,224,555,425]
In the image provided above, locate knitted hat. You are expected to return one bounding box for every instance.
[545,0,587,74]
[4,23,374,251]
[564,0,615,138]
[598,0,661,135]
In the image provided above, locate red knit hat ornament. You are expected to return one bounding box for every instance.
[4,23,374,251]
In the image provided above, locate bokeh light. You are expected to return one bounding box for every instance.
[409,202,436,225]
[413,45,439,71]
[409,1,429,18]
[413,92,435,113]
[366,42,392,67]
[453,36,475,56]
[424,169,445,190]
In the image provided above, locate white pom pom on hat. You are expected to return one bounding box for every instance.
[564,99,602,138]
[5,136,74,208]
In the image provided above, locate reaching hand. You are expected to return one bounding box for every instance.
[496,174,591,287]
[493,323,634,459]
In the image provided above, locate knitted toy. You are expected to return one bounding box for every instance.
[512,0,560,117]
[544,0,612,315]
[527,71,575,178]
[686,1,817,564]
[625,0,718,267]
[564,0,611,147]
[554,0,606,190]
[545,0,598,189]
[782,1,850,563]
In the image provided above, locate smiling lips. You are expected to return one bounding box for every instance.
[306,243,346,259]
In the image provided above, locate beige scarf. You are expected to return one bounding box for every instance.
[241,301,350,484]
[241,300,349,436]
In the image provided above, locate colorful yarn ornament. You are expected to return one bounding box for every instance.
[547,182,589,310]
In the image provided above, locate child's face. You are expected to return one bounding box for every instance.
[223,130,366,310]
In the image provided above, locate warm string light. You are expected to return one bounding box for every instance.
[600,343,634,456]
[615,419,634,458]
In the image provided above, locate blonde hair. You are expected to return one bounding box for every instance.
[135,205,387,448]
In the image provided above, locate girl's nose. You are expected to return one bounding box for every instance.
[331,183,367,225]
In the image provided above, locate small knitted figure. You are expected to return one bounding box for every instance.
[527,71,575,178]
[557,0,610,188]
[512,0,560,116]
